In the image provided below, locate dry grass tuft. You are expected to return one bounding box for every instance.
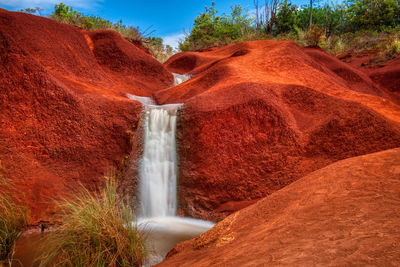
[0,175,27,264]
[38,175,146,267]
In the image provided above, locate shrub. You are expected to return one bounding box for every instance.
[308,24,326,46]
[384,32,400,58]
[344,0,400,31]
[179,2,254,51]
[38,176,146,267]
[49,3,173,61]
[0,176,27,263]
[276,0,298,34]
[146,37,175,63]
[294,25,326,46]
[50,3,143,43]
[324,35,347,55]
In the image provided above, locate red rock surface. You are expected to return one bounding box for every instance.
[0,9,173,222]
[338,52,400,103]
[159,40,400,220]
[368,57,400,99]
[158,148,400,266]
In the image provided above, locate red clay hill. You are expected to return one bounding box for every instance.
[158,148,400,266]
[1,8,400,226]
[160,40,400,220]
[0,9,173,222]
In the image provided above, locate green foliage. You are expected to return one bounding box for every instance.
[276,0,298,34]
[276,0,399,35]
[38,175,146,267]
[25,1,400,57]
[147,37,174,62]
[369,29,400,61]
[385,32,400,57]
[53,2,78,18]
[308,24,326,46]
[345,0,400,31]
[295,3,344,35]
[0,176,27,263]
[180,2,253,51]
[50,3,142,42]
[49,3,173,62]
[19,7,43,15]
[181,0,399,52]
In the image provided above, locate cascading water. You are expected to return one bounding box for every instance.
[126,73,213,265]
[139,105,181,218]
[173,73,191,86]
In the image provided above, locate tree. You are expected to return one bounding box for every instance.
[180,2,252,50]
[53,2,80,19]
[345,0,400,31]
[309,0,313,30]
[254,0,281,34]
[323,3,344,36]
[276,0,297,34]
[19,7,43,15]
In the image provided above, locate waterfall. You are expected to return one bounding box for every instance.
[126,73,214,265]
[139,104,182,218]
[126,73,188,217]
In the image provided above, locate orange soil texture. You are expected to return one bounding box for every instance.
[1,8,400,228]
[0,9,173,222]
[158,148,400,266]
[160,41,400,221]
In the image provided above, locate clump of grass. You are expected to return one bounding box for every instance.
[0,175,27,264]
[383,33,400,59]
[38,176,146,267]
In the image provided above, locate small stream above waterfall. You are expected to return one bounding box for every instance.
[127,73,214,265]
[173,73,191,86]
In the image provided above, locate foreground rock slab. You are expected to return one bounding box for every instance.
[158,148,400,266]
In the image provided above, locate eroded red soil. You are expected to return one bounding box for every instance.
[158,148,400,266]
[160,40,400,220]
[1,8,399,230]
[0,9,173,222]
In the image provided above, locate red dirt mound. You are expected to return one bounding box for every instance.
[338,52,400,104]
[0,9,172,222]
[369,57,400,97]
[158,148,400,266]
[160,40,400,220]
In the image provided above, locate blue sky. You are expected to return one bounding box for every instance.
[0,0,311,48]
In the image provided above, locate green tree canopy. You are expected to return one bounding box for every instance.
[180,2,253,51]
[345,0,400,31]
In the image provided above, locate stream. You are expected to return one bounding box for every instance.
[12,73,214,266]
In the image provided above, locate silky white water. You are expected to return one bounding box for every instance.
[126,73,214,265]
[139,105,181,218]
[138,216,214,265]
[173,73,191,86]
[126,94,156,105]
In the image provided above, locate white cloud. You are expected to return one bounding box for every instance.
[0,0,103,11]
[163,32,185,50]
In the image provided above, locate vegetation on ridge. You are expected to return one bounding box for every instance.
[21,2,174,62]
[179,0,400,61]
[19,0,400,61]
[38,175,146,267]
